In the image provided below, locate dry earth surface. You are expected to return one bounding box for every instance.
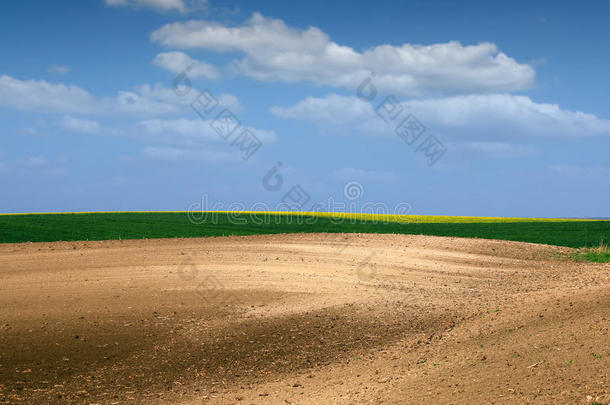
[0,233,608,404]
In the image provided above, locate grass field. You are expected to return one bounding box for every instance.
[1,211,609,250]
[572,243,610,262]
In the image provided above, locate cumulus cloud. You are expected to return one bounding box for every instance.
[105,0,208,14]
[153,51,218,79]
[0,75,275,159]
[0,76,245,120]
[404,94,610,138]
[57,114,276,150]
[60,115,102,135]
[134,82,242,112]
[135,118,277,146]
[112,90,178,115]
[271,93,610,139]
[270,94,372,128]
[0,75,97,114]
[151,13,535,97]
[0,75,178,116]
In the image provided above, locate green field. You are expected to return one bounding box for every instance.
[1,212,609,249]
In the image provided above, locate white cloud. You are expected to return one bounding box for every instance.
[105,0,208,13]
[0,75,97,114]
[112,90,178,115]
[18,127,43,136]
[135,118,277,146]
[0,77,245,128]
[404,94,610,138]
[0,75,274,156]
[134,82,242,112]
[271,93,610,139]
[137,118,219,143]
[460,142,536,158]
[140,145,235,162]
[1,75,278,165]
[153,51,218,79]
[0,75,178,116]
[214,93,241,113]
[332,167,397,183]
[271,94,372,128]
[151,13,535,97]
[60,115,102,135]
[0,154,68,176]
[548,164,610,177]
[48,65,70,74]
[56,113,275,149]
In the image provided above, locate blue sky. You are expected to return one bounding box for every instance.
[1,0,609,217]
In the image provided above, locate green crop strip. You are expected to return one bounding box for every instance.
[1,212,609,249]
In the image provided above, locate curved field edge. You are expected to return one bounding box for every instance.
[1,212,609,248]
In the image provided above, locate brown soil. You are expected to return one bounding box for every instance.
[0,233,608,404]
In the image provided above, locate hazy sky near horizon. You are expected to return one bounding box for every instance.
[1,0,609,217]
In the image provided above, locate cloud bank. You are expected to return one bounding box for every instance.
[151,13,535,97]
[271,93,610,139]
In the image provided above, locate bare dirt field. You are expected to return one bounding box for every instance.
[0,233,608,404]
